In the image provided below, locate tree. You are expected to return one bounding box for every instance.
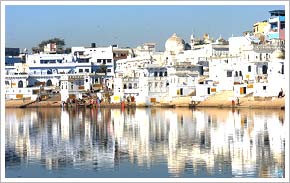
[33,38,66,53]
[32,47,41,54]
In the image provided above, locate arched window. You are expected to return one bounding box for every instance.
[235,71,238,77]
[164,71,168,77]
[47,69,52,74]
[262,65,268,74]
[239,71,242,77]
[46,80,52,86]
[159,72,163,77]
[133,83,137,89]
[18,80,23,88]
[123,84,127,89]
[248,65,251,72]
[128,83,132,89]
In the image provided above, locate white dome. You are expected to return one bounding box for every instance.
[165,33,185,54]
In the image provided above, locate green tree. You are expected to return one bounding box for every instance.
[33,38,66,53]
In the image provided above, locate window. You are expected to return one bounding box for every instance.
[107,59,112,63]
[248,65,251,72]
[263,86,266,90]
[103,59,106,64]
[154,72,158,77]
[164,71,167,76]
[133,83,137,89]
[227,71,232,77]
[235,71,238,77]
[79,69,83,73]
[107,69,111,72]
[128,83,132,89]
[97,59,101,63]
[280,21,285,29]
[85,69,89,73]
[262,65,267,74]
[159,72,163,77]
[86,79,88,82]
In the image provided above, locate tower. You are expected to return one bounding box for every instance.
[190,33,195,50]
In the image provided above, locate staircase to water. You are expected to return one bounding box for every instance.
[198,90,234,107]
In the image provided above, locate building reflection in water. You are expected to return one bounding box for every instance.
[5,107,285,178]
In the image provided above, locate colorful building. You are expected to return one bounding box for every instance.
[267,10,285,40]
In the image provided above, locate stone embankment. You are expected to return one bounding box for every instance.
[5,90,285,109]
[196,90,285,109]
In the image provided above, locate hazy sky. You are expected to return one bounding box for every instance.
[5,4,285,52]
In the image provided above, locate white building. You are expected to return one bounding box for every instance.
[59,74,91,101]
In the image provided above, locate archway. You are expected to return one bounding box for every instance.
[262,65,268,74]
[18,80,23,88]
[47,79,52,86]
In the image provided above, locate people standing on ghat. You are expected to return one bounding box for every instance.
[236,97,240,105]
[127,95,131,103]
[131,95,135,103]
[278,88,285,98]
[231,99,235,107]
[96,97,100,107]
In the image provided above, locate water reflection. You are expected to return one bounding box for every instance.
[5,107,285,178]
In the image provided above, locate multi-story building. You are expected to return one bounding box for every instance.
[253,20,269,37]
[267,10,285,40]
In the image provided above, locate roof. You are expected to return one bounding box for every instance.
[269,10,285,16]
[213,47,229,51]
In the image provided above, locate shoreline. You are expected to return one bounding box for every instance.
[5,98,285,110]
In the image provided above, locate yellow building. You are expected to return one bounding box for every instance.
[253,21,269,36]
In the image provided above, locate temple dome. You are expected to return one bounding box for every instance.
[165,33,185,54]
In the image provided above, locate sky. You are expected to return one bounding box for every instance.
[5,4,285,52]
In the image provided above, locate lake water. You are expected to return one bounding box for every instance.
[5,107,285,178]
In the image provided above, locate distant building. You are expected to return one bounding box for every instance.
[253,20,269,37]
[5,48,20,56]
[267,10,285,40]
[44,43,58,54]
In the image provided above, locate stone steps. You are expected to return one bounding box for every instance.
[198,90,234,106]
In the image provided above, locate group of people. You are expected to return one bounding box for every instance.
[231,97,240,107]
[123,95,135,103]
[90,97,101,106]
